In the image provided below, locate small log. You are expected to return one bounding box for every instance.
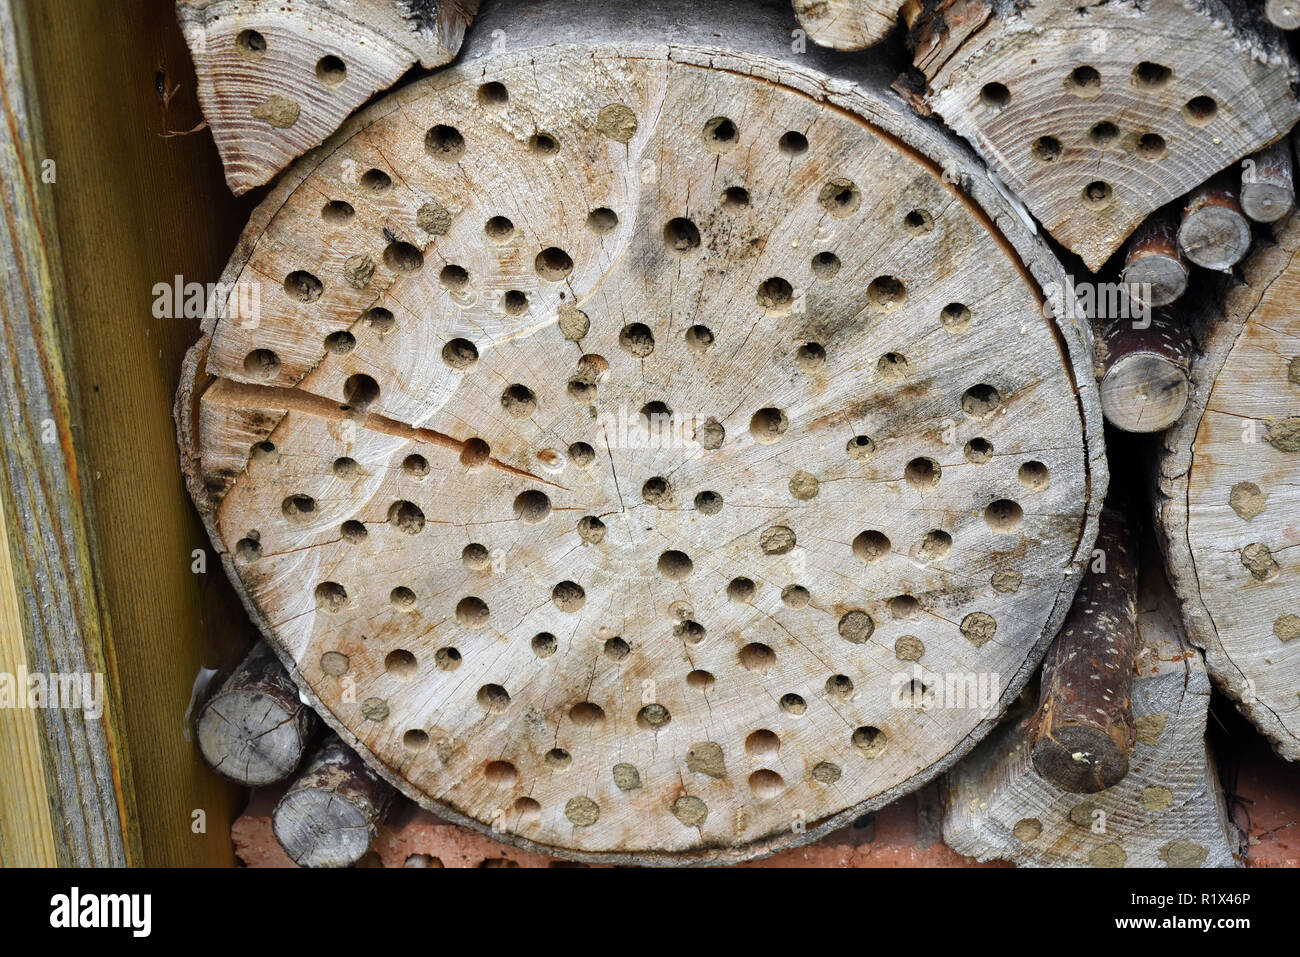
[1179,174,1253,272]
[196,641,318,786]
[176,0,481,194]
[1121,212,1188,308]
[1028,504,1137,793]
[1098,309,1193,433]
[908,0,1300,271]
[272,735,395,868]
[791,0,903,50]
[1266,0,1300,30]
[1155,210,1300,761]
[943,563,1243,868]
[1240,139,1295,224]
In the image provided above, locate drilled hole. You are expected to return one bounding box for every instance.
[314,581,347,613]
[1133,61,1172,89]
[985,499,1024,533]
[796,342,826,372]
[757,277,794,313]
[739,643,776,673]
[727,576,756,603]
[234,29,266,59]
[385,649,417,678]
[1019,460,1050,490]
[570,702,606,727]
[552,580,586,612]
[694,490,723,515]
[852,530,890,563]
[441,338,478,370]
[1088,121,1120,148]
[531,633,557,658]
[867,275,906,310]
[425,124,465,161]
[779,693,806,716]
[459,434,488,467]
[360,168,391,192]
[243,349,280,380]
[384,241,423,273]
[941,302,972,333]
[903,209,933,235]
[402,454,429,478]
[321,200,354,223]
[684,324,714,353]
[388,500,425,535]
[722,186,750,208]
[1137,132,1167,160]
[819,179,861,218]
[641,476,671,505]
[964,437,993,463]
[905,457,941,490]
[604,637,630,661]
[502,290,529,316]
[962,383,1002,418]
[439,264,470,290]
[664,217,701,253]
[702,116,738,153]
[980,82,1010,108]
[535,246,573,280]
[1066,65,1101,95]
[501,383,537,418]
[619,322,655,357]
[315,55,346,87]
[778,130,809,155]
[477,683,509,713]
[1082,180,1113,209]
[477,81,508,107]
[811,251,841,279]
[1032,136,1062,162]
[528,132,559,155]
[513,490,551,524]
[852,726,887,756]
[586,207,618,233]
[919,529,953,561]
[485,216,515,242]
[1183,96,1217,125]
[749,407,788,444]
[283,270,322,303]
[343,373,379,410]
[658,550,694,581]
[324,330,355,355]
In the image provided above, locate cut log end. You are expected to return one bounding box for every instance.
[1266,0,1300,30]
[1100,352,1190,433]
[1122,253,1187,309]
[1241,182,1294,224]
[1030,723,1130,794]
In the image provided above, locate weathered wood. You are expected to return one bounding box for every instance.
[0,0,136,867]
[1029,504,1137,793]
[791,0,903,50]
[176,0,1107,864]
[909,0,1300,271]
[943,562,1243,867]
[1121,212,1188,308]
[176,0,481,194]
[1155,210,1300,760]
[197,641,318,785]
[1266,0,1300,30]
[272,734,395,867]
[1241,138,1294,223]
[1179,173,1254,271]
[1098,310,1193,433]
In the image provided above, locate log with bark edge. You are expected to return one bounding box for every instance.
[197,641,319,786]
[1241,138,1295,224]
[1121,211,1188,308]
[907,0,1299,272]
[272,734,395,867]
[1179,172,1253,272]
[791,0,905,50]
[1028,503,1138,794]
[1266,0,1300,30]
[175,0,481,194]
[943,561,1243,867]
[1155,209,1300,761]
[174,0,1107,865]
[1098,309,1193,434]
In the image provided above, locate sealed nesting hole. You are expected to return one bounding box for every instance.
[360,168,392,193]
[343,373,379,411]
[235,29,266,59]
[385,649,417,678]
[1066,65,1101,96]
[1137,133,1167,160]
[905,457,941,490]
[283,270,322,302]
[694,490,723,515]
[242,349,280,380]
[962,384,1002,418]
[749,407,788,444]
[778,130,809,155]
[324,330,355,355]
[985,499,1024,533]
[757,277,794,313]
[811,251,840,279]
[941,302,972,333]
[658,550,694,581]
[903,209,933,235]
[1032,136,1062,163]
[739,642,776,673]
[980,82,1011,108]
[586,206,618,233]
[780,693,806,716]
[619,322,655,357]
[501,383,537,418]
[702,116,738,153]
[442,338,478,370]
[513,490,551,524]
[1082,181,1113,209]
[796,342,826,372]
[664,217,701,253]
[722,186,750,208]
[1088,121,1120,148]
[535,246,573,280]
[819,179,860,218]
[727,576,756,603]
[384,241,423,273]
[315,55,346,87]
[852,530,890,563]
[1018,460,1050,490]
[868,276,906,310]
[485,216,515,242]
[321,200,354,223]
[684,324,714,353]
[528,132,559,156]
[477,81,508,107]
[964,437,993,463]
[1184,96,1217,125]
[1133,61,1172,90]
[425,124,465,161]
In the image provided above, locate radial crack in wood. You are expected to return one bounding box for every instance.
[175,0,1107,864]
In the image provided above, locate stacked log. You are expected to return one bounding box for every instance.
[174,0,1107,865]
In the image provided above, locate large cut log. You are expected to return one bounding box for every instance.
[197,641,319,786]
[176,0,481,194]
[791,0,905,50]
[907,0,1300,271]
[1028,504,1137,794]
[943,562,1243,867]
[272,734,395,867]
[1155,210,1300,760]
[174,0,1107,865]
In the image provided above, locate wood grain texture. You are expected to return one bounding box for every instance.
[792,0,903,50]
[177,0,481,193]
[1156,210,1300,760]
[21,0,264,865]
[0,0,135,867]
[177,0,1107,864]
[943,563,1243,867]
[910,0,1300,271]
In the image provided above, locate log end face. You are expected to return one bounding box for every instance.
[1178,207,1253,271]
[1100,354,1190,433]
[197,689,309,787]
[273,788,374,868]
[1031,725,1130,794]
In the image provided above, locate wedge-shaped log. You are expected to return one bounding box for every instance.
[944,564,1243,867]
[908,0,1299,271]
[197,641,318,786]
[1156,210,1300,760]
[176,0,480,194]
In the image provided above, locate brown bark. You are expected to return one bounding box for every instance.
[1122,212,1188,308]
[1098,309,1193,434]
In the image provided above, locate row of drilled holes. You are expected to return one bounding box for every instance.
[234,29,347,88]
